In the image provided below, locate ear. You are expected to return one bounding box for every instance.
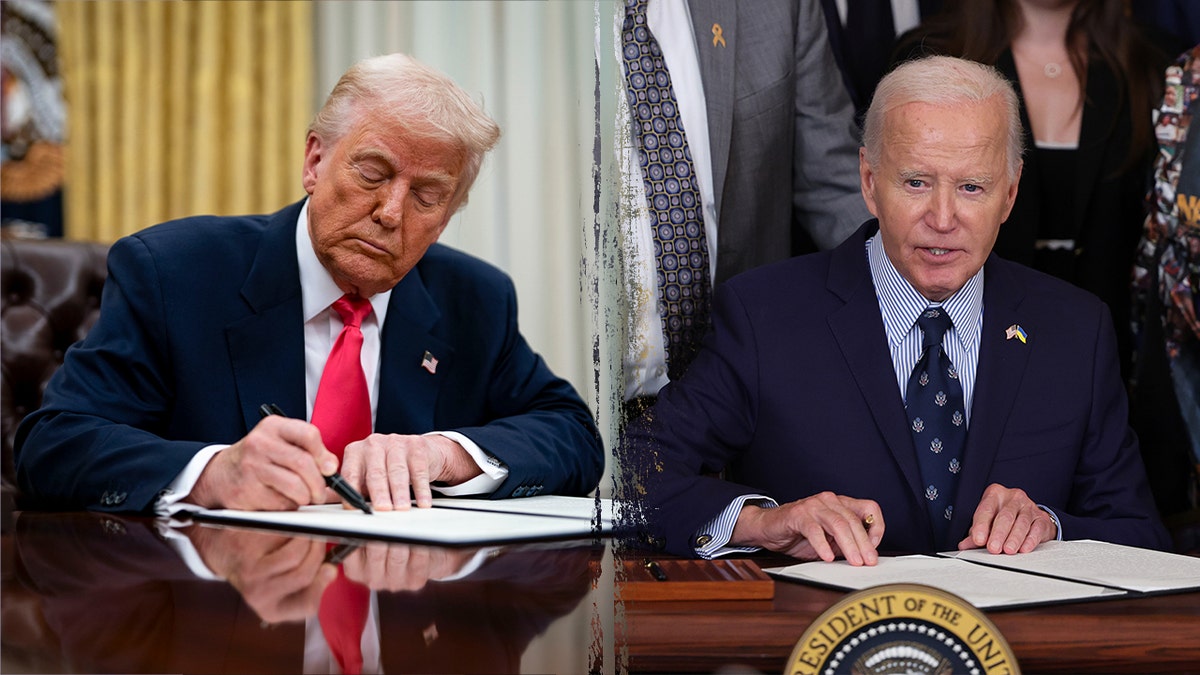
[302,133,323,196]
[859,147,879,217]
[1000,160,1023,223]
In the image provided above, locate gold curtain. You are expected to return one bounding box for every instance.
[56,1,312,242]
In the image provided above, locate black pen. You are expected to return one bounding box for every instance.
[258,403,373,514]
[325,541,363,565]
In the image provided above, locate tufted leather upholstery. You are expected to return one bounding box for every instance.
[1,239,109,493]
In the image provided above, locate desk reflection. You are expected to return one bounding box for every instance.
[3,512,599,674]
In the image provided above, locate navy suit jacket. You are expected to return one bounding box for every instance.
[15,200,603,512]
[627,222,1170,556]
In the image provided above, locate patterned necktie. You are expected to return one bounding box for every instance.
[905,307,966,550]
[621,0,712,381]
[311,294,372,674]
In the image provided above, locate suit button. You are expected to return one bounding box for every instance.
[693,534,713,548]
[112,492,127,505]
[513,486,526,497]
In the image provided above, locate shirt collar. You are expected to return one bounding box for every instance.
[866,232,983,350]
[295,199,392,324]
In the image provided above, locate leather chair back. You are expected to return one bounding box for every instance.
[1,239,109,491]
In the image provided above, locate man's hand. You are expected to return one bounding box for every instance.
[188,526,336,625]
[340,434,482,510]
[730,492,885,565]
[188,416,339,510]
[341,541,478,592]
[959,483,1056,554]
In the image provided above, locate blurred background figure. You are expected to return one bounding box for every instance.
[895,0,1180,382]
[0,0,65,239]
[1133,0,1200,50]
[1132,44,1200,529]
[818,0,943,123]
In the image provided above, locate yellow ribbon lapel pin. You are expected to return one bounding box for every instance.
[711,23,725,48]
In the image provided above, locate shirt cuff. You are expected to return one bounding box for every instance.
[1037,504,1064,540]
[694,495,778,559]
[424,431,508,496]
[153,519,220,580]
[154,444,228,517]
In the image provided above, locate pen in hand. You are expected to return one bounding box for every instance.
[258,403,373,514]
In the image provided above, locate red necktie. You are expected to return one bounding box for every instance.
[310,294,373,461]
[311,294,372,674]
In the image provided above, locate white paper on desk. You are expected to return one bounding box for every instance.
[943,539,1200,593]
[193,503,607,545]
[764,555,1125,609]
[429,495,614,527]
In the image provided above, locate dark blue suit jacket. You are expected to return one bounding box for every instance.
[627,222,1170,556]
[15,201,603,512]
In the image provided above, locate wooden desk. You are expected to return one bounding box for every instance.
[619,558,1200,673]
[4,511,1198,674]
[0,511,604,674]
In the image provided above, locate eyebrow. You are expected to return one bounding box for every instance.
[897,169,995,185]
[352,148,457,190]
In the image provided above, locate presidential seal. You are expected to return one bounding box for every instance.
[786,584,1019,675]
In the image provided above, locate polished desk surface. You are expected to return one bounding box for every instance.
[1,511,606,674]
[3,510,1199,674]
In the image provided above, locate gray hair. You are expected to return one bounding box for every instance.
[862,55,1024,180]
[309,53,501,211]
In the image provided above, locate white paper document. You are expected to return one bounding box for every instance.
[765,554,1126,609]
[430,495,614,526]
[193,496,611,545]
[765,540,1200,610]
[944,539,1200,593]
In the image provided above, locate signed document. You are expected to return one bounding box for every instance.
[765,540,1200,610]
[191,496,612,545]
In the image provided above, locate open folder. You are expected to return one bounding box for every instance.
[190,495,614,545]
[764,539,1200,610]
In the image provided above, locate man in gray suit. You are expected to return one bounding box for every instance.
[619,0,869,406]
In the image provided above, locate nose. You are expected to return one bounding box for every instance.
[374,181,407,229]
[925,186,956,233]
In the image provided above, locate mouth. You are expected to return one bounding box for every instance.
[351,237,390,256]
[921,246,958,258]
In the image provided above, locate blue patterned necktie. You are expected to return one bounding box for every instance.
[621,0,712,381]
[905,307,966,550]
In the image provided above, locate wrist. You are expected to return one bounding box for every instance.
[434,437,484,485]
[730,503,767,547]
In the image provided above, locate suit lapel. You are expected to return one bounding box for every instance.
[687,0,736,219]
[226,202,307,431]
[375,264,453,435]
[826,225,928,508]
[951,257,1033,535]
[1071,61,1118,241]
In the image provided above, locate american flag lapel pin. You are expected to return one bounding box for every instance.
[1005,324,1027,343]
[421,350,439,374]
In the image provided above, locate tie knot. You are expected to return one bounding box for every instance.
[917,307,953,350]
[332,294,372,330]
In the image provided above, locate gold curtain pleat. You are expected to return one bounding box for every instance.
[56,1,313,242]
